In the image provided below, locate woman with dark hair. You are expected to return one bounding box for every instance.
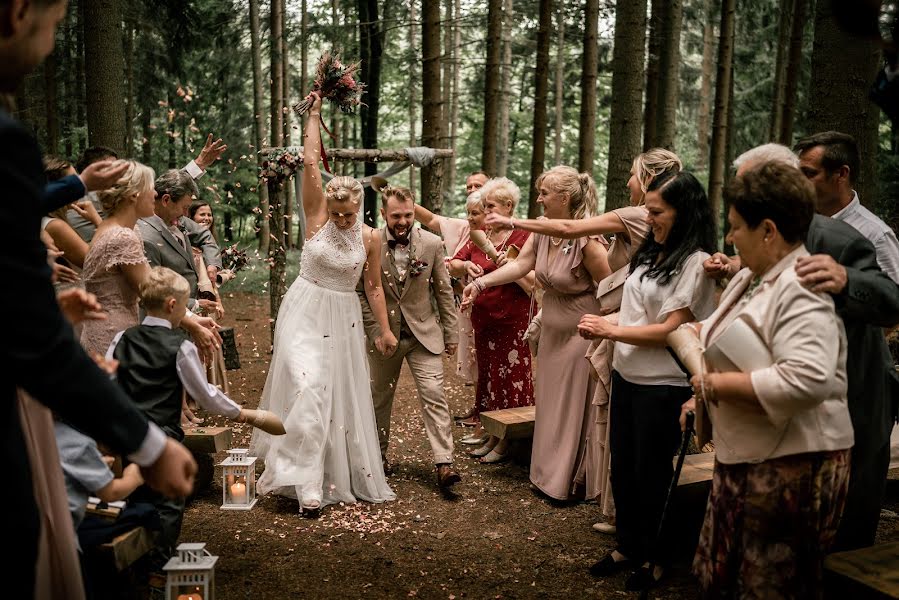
[189,201,216,240]
[686,162,853,598]
[579,171,717,591]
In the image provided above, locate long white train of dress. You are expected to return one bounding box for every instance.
[250,220,395,507]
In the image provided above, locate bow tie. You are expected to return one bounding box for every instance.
[388,238,409,250]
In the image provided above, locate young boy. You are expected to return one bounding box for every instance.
[105,266,245,565]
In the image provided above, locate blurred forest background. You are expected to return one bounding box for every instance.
[14,0,898,253]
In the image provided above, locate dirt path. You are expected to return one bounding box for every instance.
[179,292,897,599]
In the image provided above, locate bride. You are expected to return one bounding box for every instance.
[250,93,397,514]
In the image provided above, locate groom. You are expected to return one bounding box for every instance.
[359,186,461,489]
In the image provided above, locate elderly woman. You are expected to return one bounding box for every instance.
[579,171,717,591]
[685,162,853,598]
[462,166,610,491]
[450,177,535,460]
[416,187,485,404]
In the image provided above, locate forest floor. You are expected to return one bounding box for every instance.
[166,291,898,600]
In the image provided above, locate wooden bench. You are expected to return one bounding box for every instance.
[97,526,155,572]
[825,541,899,599]
[183,426,232,453]
[678,451,716,488]
[479,406,536,440]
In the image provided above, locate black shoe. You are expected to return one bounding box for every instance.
[382,459,393,477]
[588,553,633,577]
[624,566,663,591]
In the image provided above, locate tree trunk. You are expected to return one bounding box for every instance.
[301,0,309,92]
[358,0,383,225]
[442,0,453,153]
[577,0,599,173]
[779,0,806,145]
[123,23,134,156]
[553,0,565,166]
[482,0,502,175]
[76,0,87,152]
[43,52,59,155]
[605,0,647,211]
[769,0,792,142]
[807,0,881,204]
[249,0,269,254]
[408,0,418,191]
[696,0,715,170]
[723,60,736,253]
[449,0,462,201]
[708,0,735,221]
[270,0,284,150]
[527,0,552,218]
[83,0,126,152]
[281,0,294,250]
[140,104,151,163]
[167,90,176,169]
[643,0,663,151]
[63,5,73,158]
[497,0,514,177]
[654,0,683,151]
[421,0,444,212]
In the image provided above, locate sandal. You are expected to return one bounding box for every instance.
[479,448,510,464]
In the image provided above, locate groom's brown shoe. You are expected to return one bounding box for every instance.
[436,464,461,489]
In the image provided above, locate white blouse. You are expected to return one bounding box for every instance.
[612,250,717,386]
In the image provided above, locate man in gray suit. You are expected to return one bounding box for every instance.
[138,169,222,315]
[359,186,461,490]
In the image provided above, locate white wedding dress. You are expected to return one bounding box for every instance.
[250,220,395,508]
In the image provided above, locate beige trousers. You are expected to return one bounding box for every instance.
[369,336,455,465]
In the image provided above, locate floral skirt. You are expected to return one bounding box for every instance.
[693,449,851,600]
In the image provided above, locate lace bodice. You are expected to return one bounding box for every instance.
[300,220,367,292]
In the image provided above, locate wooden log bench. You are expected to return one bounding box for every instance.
[96,526,155,573]
[479,406,536,440]
[183,426,233,492]
[825,541,899,599]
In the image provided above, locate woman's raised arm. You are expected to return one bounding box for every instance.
[302,93,328,239]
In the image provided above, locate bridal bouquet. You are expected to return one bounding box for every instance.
[292,52,366,116]
[259,149,302,183]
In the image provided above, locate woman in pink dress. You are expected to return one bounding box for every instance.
[80,161,157,356]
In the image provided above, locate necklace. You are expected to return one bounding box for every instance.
[550,236,563,246]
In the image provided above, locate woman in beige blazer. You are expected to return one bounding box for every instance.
[685,162,854,598]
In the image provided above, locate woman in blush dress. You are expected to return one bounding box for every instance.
[79,161,157,356]
[450,178,535,462]
[250,93,397,515]
[462,166,610,493]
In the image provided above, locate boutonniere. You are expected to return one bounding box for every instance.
[409,258,429,278]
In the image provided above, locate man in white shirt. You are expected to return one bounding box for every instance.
[795,131,899,284]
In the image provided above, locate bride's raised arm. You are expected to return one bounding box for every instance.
[302,93,328,239]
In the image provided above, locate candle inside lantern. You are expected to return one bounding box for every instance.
[229,479,247,503]
[176,594,201,600]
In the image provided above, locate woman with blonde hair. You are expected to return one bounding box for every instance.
[487,149,683,528]
[450,177,535,461]
[462,167,610,490]
[251,93,396,515]
[79,160,157,356]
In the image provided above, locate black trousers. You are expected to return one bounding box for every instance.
[609,370,691,564]
[128,484,186,569]
[833,436,891,551]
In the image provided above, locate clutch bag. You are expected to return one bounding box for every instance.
[704,317,773,373]
[596,266,629,311]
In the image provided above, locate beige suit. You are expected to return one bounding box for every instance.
[359,227,458,464]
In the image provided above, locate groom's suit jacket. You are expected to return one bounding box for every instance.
[138,214,221,305]
[359,226,458,354]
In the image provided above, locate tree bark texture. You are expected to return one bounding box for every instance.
[497,0,514,177]
[527,0,552,218]
[449,0,462,201]
[605,0,647,211]
[83,0,126,152]
[43,52,58,155]
[654,0,682,151]
[696,0,715,170]
[358,0,383,225]
[779,0,806,145]
[708,0,735,221]
[482,0,503,175]
[769,0,792,142]
[408,0,419,192]
[807,0,882,204]
[553,0,565,166]
[577,0,599,173]
[421,0,445,212]
[123,24,134,156]
[250,0,270,254]
[280,0,294,249]
[643,0,663,151]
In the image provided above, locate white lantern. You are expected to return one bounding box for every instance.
[163,542,218,600]
[218,448,258,510]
